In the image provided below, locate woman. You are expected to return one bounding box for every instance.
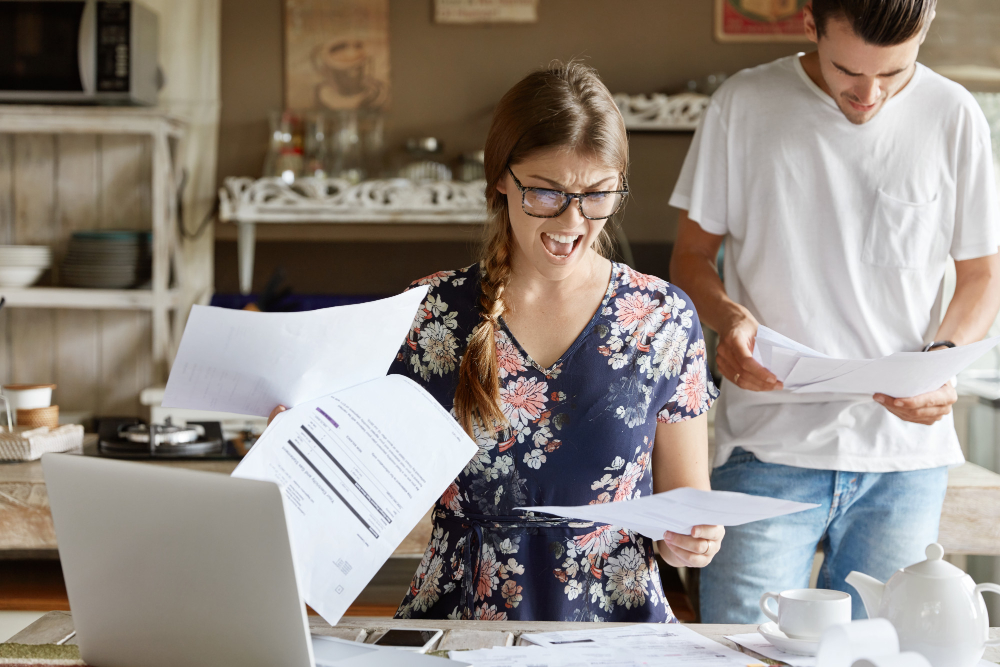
[389,62,723,623]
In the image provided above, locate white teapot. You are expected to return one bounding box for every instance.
[846,543,1000,667]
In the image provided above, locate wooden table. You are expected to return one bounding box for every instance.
[3,449,1000,558]
[7,612,1000,663]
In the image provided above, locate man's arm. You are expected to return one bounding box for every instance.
[670,211,781,391]
[875,253,1000,424]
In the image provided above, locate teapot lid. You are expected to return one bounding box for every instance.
[902,543,963,579]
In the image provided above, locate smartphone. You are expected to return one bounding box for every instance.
[372,628,444,653]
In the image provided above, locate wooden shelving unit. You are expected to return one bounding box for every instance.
[0,106,187,383]
[0,286,181,310]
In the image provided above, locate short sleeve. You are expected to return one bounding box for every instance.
[385,268,473,410]
[669,99,730,236]
[950,105,1000,261]
[386,280,427,382]
[655,290,718,423]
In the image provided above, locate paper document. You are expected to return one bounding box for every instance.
[519,487,818,540]
[234,374,476,625]
[727,633,817,666]
[454,624,754,667]
[312,635,462,666]
[162,288,428,417]
[753,326,1000,398]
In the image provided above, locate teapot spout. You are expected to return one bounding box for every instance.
[846,571,885,619]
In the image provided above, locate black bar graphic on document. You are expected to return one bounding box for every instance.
[288,440,379,539]
[300,425,392,524]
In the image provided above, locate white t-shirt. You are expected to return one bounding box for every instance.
[670,54,1000,473]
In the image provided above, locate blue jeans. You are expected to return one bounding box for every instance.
[700,448,948,622]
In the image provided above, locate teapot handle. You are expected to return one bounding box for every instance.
[974,583,1000,646]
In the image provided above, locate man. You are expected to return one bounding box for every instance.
[669,0,1000,622]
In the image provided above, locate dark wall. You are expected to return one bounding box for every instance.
[215,1,805,294]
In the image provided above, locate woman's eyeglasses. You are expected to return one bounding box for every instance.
[507,166,628,220]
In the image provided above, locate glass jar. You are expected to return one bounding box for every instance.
[399,137,452,182]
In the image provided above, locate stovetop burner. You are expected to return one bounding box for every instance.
[97,417,235,459]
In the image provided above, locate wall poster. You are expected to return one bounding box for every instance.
[285,0,390,110]
[715,0,810,42]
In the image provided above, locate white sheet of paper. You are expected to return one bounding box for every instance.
[518,487,819,540]
[460,623,748,667]
[162,287,428,417]
[233,374,476,625]
[312,636,464,667]
[753,326,829,367]
[727,632,817,666]
[449,646,635,667]
[514,623,753,666]
[793,337,1000,396]
[753,326,1000,398]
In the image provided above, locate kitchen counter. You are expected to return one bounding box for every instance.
[0,441,432,559]
[6,612,1000,663]
[2,443,999,558]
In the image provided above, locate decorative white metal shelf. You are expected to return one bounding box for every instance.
[219,176,489,294]
[613,92,709,132]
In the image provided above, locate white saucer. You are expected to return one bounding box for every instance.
[758,622,820,656]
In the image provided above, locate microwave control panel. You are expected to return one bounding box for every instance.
[96,1,130,92]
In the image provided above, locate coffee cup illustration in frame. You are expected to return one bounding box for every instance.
[285,0,390,111]
[715,0,810,42]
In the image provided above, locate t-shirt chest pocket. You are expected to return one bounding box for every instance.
[861,189,943,270]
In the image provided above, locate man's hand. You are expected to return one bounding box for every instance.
[716,314,783,391]
[659,525,725,568]
[874,384,957,425]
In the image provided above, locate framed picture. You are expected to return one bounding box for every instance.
[285,0,390,111]
[434,0,538,24]
[715,0,811,42]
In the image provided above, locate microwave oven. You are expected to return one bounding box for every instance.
[0,0,159,105]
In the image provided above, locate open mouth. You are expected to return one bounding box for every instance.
[541,231,583,259]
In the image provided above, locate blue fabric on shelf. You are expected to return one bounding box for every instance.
[209,293,386,312]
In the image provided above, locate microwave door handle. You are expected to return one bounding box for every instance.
[78,0,96,95]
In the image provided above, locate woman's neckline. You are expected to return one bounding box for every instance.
[498,261,622,375]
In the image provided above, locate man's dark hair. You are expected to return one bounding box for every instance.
[811,0,937,46]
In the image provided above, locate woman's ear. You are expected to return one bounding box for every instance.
[495,178,508,195]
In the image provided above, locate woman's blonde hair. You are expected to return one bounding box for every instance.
[453,60,629,438]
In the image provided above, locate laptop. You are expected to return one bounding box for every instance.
[42,453,451,667]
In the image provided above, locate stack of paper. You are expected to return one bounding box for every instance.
[451,624,756,667]
[519,487,819,540]
[753,326,1000,397]
[162,289,480,627]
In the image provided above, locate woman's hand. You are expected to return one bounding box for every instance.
[267,405,287,426]
[659,525,725,568]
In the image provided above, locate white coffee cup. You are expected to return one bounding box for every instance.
[760,588,852,639]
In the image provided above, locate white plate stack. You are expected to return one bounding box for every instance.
[0,245,52,287]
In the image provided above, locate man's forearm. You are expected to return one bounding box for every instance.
[935,254,1000,346]
[670,215,748,334]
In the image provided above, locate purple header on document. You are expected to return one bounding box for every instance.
[316,407,339,428]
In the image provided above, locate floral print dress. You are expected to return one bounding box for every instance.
[389,262,717,623]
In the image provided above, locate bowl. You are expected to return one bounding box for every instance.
[0,265,47,287]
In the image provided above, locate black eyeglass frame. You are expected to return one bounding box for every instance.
[506,166,629,220]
